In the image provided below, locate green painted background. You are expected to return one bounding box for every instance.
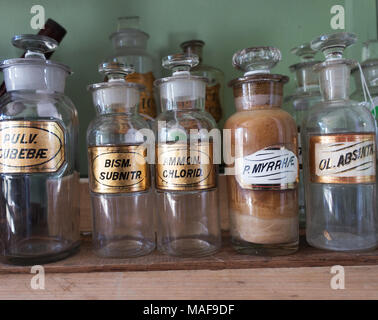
[0,0,376,175]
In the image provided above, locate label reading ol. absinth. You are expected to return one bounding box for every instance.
[89,145,150,194]
[310,133,376,183]
[156,143,216,191]
[0,120,65,173]
[236,146,299,190]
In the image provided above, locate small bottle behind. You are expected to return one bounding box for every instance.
[284,43,322,228]
[303,32,377,251]
[87,62,155,258]
[180,40,224,124]
[154,54,221,257]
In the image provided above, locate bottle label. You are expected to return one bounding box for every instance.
[88,145,150,194]
[156,142,216,191]
[235,146,298,190]
[309,133,376,183]
[126,71,157,119]
[0,120,65,173]
[205,83,222,122]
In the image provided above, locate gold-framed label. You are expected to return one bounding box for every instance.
[88,145,150,194]
[0,120,65,173]
[309,133,376,184]
[156,142,216,191]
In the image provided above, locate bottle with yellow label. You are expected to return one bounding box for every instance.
[0,34,80,265]
[108,16,157,123]
[302,32,377,251]
[180,40,224,124]
[154,53,221,257]
[87,62,155,258]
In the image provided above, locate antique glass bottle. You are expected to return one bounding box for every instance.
[284,43,322,227]
[154,54,221,257]
[303,32,377,251]
[108,16,157,121]
[180,40,224,124]
[0,35,80,265]
[87,62,155,258]
[225,47,299,256]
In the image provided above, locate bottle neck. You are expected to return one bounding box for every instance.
[232,81,284,111]
[96,104,137,116]
[295,65,319,92]
[182,45,203,64]
[111,30,148,50]
[318,63,350,101]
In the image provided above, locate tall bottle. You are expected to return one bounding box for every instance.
[108,16,157,122]
[225,47,299,256]
[284,43,322,227]
[87,62,155,258]
[180,40,224,124]
[0,35,80,265]
[154,54,221,257]
[303,32,377,251]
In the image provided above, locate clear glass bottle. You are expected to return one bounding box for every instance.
[351,40,378,223]
[303,32,377,251]
[154,53,221,257]
[284,43,322,227]
[225,47,299,256]
[108,16,157,122]
[180,40,224,124]
[0,35,80,265]
[87,62,155,258]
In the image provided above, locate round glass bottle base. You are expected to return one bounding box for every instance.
[231,237,299,256]
[158,236,221,257]
[94,237,155,258]
[1,239,80,266]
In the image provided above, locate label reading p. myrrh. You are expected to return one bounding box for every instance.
[236,146,299,190]
[310,133,376,183]
[88,145,150,194]
[0,120,65,173]
[156,143,216,191]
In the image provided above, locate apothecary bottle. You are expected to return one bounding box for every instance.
[87,62,155,258]
[108,16,157,121]
[181,40,224,123]
[154,54,221,257]
[0,35,80,265]
[284,43,322,227]
[303,32,377,251]
[225,47,299,255]
[351,40,378,216]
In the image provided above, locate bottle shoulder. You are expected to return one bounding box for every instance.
[304,99,376,133]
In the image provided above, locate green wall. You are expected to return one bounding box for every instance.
[0,0,376,176]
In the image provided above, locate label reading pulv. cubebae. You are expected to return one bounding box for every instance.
[236,146,299,190]
[156,143,216,191]
[0,120,65,173]
[88,145,150,194]
[310,133,376,183]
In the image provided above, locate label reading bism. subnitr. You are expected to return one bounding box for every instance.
[310,133,376,183]
[0,120,65,173]
[236,146,299,190]
[156,143,216,191]
[88,145,150,194]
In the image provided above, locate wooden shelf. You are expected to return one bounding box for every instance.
[1,233,378,275]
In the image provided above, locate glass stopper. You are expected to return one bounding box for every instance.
[117,16,140,31]
[12,34,58,59]
[291,43,317,62]
[311,32,357,60]
[362,40,378,62]
[162,53,199,74]
[232,46,281,75]
[99,61,134,81]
